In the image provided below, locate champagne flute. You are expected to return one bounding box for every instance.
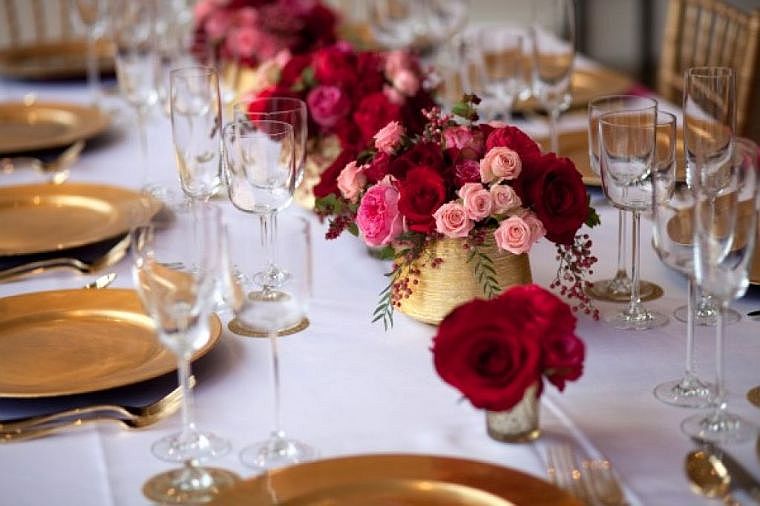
[70,0,110,109]
[599,104,669,330]
[132,203,239,503]
[651,111,714,407]
[170,66,224,202]
[530,0,575,154]
[681,138,760,443]
[683,66,741,327]
[587,95,662,303]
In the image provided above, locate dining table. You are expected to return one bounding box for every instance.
[1,56,759,506]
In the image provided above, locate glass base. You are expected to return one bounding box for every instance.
[142,465,240,504]
[586,278,663,303]
[152,430,231,464]
[653,376,714,408]
[240,431,317,470]
[673,304,741,326]
[681,410,758,444]
[605,306,669,330]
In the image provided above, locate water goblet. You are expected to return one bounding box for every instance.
[70,0,110,109]
[599,104,669,330]
[651,111,714,407]
[131,202,239,503]
[587,95,662,303]
[530,0,575,154]
[682,66,741,327]
[681,138,760,443]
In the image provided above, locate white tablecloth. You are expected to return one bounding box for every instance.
[1,76,759,506]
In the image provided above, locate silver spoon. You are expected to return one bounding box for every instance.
[82,272,117,289]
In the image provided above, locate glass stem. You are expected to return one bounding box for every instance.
[178,354,197,441]
[685,278,697,378]
[259,213,275,276]
[269,329,283,436]
[548,107,560,154]
[85,32,102,109]
[136,109,149,188]
[614,209,628,279]
[628,210,642,315]
[714,304,727,413]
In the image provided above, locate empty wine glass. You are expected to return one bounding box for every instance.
[651,111,714,407]
[112,0,160,190]
[683,66,741,327]
[170,66,224,202]
[234,214,316,469]
[70,0,110,109]
[599,104,669,330]
[587,95,662,303]
[131,202,239,503]
[530,0,575,154]
[681,137,760,443]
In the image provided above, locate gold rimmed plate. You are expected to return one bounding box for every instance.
[210,454,581,506]
[0,100,109,154]
[0,289,221,398]
[0,183,155,257]
[0,39,113,80]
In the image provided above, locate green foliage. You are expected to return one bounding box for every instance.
[292,66,316,92]
[467,244,500,299]
[372,271,397,330]
[586,206,601,228]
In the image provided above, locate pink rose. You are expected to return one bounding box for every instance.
[337,161,367,203]
[480,147,522,183]
[383,84,405,105]
[226,26,262,59]
[521,210,547,243]
[194,0,216,22]
[306,85,351,128]
[384,50,414,78]
[490,184,522,214]
[235,7,259,26]
[458,182,493,220]
[444,126,478,151]
[204,9,233,40]
[392,69,420,96]
[494,215,534,254]
[373,121,405,154]
[356,183,403,247]
[433,202,474,238]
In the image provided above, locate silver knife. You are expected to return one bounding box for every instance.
[693,438,760,502]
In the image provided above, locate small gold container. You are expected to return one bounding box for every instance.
[486,383,541,443]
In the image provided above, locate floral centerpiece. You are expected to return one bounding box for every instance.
[315,95,599,327]
[193,0,338,68]
[432,283,585,442]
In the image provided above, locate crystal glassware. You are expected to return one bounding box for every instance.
[131,202,239,503]
[587,95,662,303]
[681,66,741,327]
[169,66,224,202]
[530,0,575,154]
[651,111,714,407]
[598,103,669,330]
[681,137,760,443]
[70,0,110,109]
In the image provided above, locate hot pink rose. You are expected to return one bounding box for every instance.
[490,184,522,214]
[356,183,403,247]
[337,161,367,203]
[392,69,420,96]
[373,121,405,154]
[433,202,474,238]
[494,215,534,255]
[458,182,493,220]
[480,147,522,183]
[306,85,351,128]
[444,126,478,151]
[226,26,262,59]
[454,160,481,186]
[204,9,233,40]
[521,210,547,243]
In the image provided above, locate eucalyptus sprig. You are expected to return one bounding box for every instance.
[467,243,500,299]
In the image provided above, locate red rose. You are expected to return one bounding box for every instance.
[364,151,391,183]
[312,45,357,87]
[397,165,446,233]
[295,3,337,53]
[306,85,351,128]
[517,153,588,245]
[313,148,358,199]
[280,54,313,88]
[389,141,445,180]
[354,52,386,96]
[353,92,402,145]
[433,298,543,411]
[485,126,542,164]
[401,91,436,136]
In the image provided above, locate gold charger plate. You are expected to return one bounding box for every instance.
[537,129,686,186]
[0,289,221,398]
[0,100,109,154]
[0,39,113,80]
[0,183,152,257]
[210,454,581,506]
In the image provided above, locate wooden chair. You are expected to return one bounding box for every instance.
[658,0,760,136]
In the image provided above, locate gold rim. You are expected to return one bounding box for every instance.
[0,39,113,80]
[0,289,221,398]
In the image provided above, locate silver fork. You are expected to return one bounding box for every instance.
[546,443,594,505]
[582,458,628,506]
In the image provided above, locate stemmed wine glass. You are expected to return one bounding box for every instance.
[530,0,575,154]
[112,0,160,190]
[70,0,110,109]
[598,103,669,330]
[682,66,741,327]
[169,66,224,202]
[131,203,239,503]
[681,137,760,443]
[651,111,714,407]
[587,95,662,303]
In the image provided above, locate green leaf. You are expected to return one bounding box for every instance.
[372,270,397,330]
[375,246,396,260]
[466,243,501,299]
[347,223,359,236]
[586,206,601,228]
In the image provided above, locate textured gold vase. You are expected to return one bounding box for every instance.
[486,383,541,443]
[397,237,532,325]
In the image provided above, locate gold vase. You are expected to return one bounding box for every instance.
[396,237,532,325]
[486,383,541,443]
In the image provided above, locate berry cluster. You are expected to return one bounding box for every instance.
[551,233,599,320]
